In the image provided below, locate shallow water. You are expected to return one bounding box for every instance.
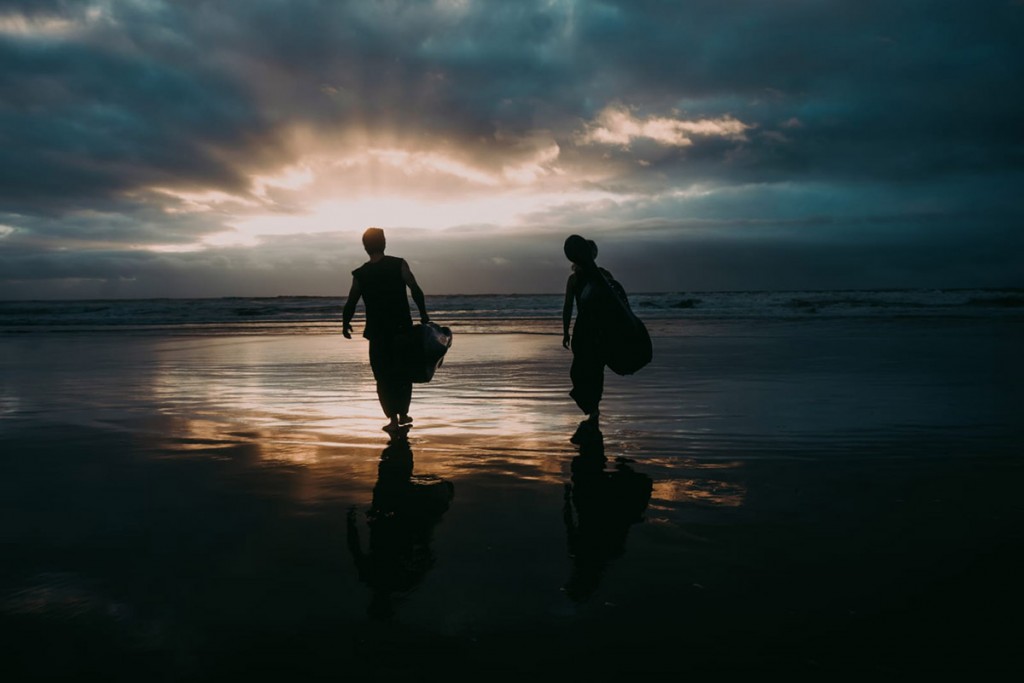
[1,319,1023,676]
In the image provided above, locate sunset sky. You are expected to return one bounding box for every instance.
[1,0,1021,298]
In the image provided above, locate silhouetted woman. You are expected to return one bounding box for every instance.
[562,236,618,438]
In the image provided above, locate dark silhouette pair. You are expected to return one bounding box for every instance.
[343,229,651,439]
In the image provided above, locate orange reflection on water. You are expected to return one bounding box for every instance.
[651,478,747,508]
[139,333,656,499]
[645,459,747,509]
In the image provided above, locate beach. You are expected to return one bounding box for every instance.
[2,314,1023,677]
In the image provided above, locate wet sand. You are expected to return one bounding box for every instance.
[2,320,1023,677]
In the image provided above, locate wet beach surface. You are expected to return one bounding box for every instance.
[2,322,1023,677]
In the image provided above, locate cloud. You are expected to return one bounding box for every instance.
[0,0,1022,296]
[578,104,752,148]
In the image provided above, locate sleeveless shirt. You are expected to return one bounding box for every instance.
[352,256,412,339]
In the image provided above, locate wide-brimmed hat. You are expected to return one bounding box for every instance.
[563,234,592,263]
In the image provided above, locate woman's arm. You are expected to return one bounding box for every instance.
[562,274,575,349]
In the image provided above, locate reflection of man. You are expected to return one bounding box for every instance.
[563,428,653,602]
[346,440,454,618]
[342,227,430,433]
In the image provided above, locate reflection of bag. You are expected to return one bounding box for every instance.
[598,272,652,376]
[404,322,453,383]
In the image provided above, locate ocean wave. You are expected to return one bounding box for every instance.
[965,296,1024,308]
[2,289,1021,333]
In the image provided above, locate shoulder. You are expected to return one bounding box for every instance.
[593,266,614,284]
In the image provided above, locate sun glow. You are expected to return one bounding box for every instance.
[204,188,627,246]
[140,127,676,254]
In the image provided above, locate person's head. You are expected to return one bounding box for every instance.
[362,227,386,255]
[564,234,594,266]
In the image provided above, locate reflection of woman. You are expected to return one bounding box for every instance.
[562,237,617,437]
[563,428,653,602]
[346,440,454,618]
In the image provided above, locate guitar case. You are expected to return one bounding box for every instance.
[587,268,652,376]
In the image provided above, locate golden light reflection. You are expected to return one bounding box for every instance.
[141,333,746,499]
[149,341,392,456]
[650,477,747,508]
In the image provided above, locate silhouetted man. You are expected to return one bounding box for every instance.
[343,227,429,433]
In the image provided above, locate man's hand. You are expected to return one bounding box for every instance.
[562,333,571,349]
[420,314,431,325]
[343,322,353,339]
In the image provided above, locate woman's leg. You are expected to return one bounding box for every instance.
[569,347,604,417]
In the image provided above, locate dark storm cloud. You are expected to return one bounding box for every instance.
[0,15,272,214]
[566,0,1024,183]
[0,0,1022,296]
[0,1,583,216]
[0,194,228,245]
[5,1,1023,187]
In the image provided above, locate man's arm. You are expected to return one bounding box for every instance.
[342,278,362,339]
[562,274,575,349]
[401,260,429,323]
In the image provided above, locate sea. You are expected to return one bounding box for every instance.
[1,288,1021,336]
[2,288,1023,678]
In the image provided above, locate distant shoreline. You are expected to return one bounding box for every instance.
[3,285,1024,304]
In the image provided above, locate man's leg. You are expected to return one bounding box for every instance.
[370,336,414,431]
[369,338,399,424]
